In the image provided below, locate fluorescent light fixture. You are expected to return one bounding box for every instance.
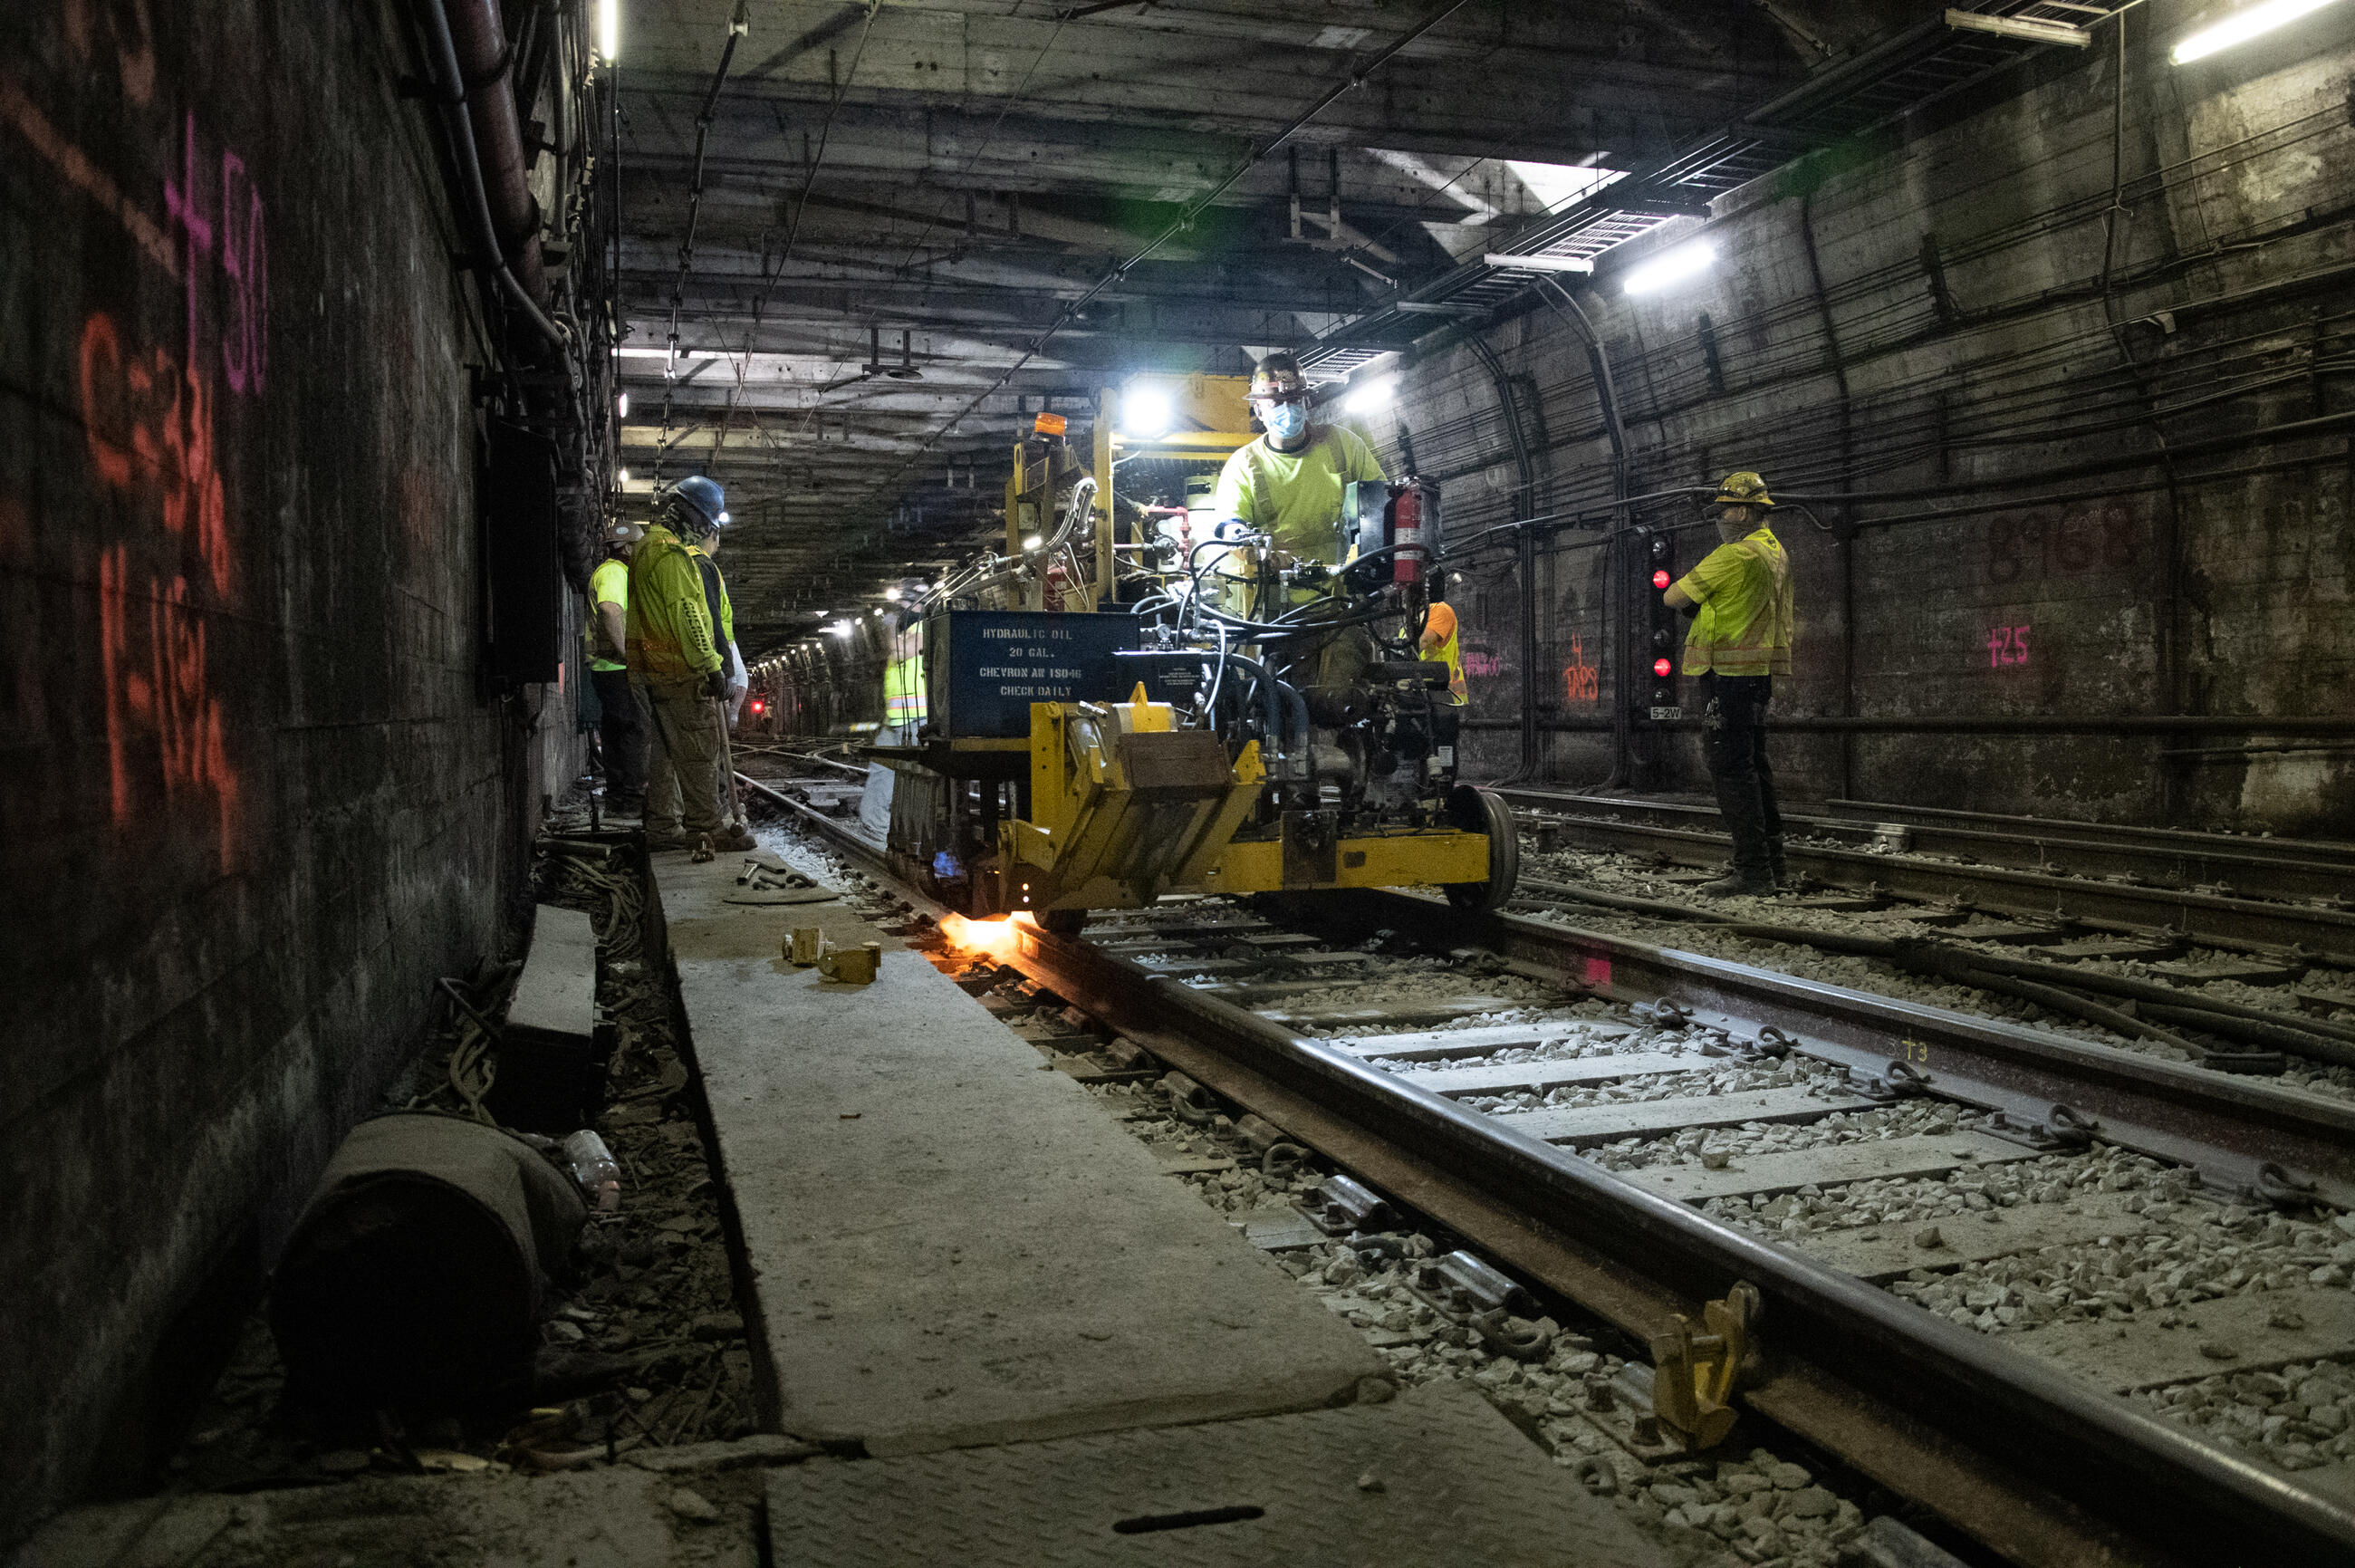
[1483,253,1595,274]
[1943,9,2089,46]
[1120,383,1176,439]
[1340,376,1396,418]
[2172,0,2345,63]
[599,0,619,62]
[616,390,629,417]
[616,467,630,484]
[1621,239,1717,297]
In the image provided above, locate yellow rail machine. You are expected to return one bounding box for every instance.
[873,385,1515,933]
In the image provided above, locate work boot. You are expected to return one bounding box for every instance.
[1766,836,1793,892]
[645,830,693,851]
[1695,871,1773,899]
[711,823,756,852]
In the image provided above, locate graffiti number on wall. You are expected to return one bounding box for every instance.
[1986,625,2030,669]
[81,310,242,868]
[1562,633,1598,703]
[162,111,267,395]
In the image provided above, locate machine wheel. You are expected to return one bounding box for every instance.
[1040,908,1089,938]
[1443,785,1520,913]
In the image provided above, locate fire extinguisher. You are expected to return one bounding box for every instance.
[1390,483,1422,585]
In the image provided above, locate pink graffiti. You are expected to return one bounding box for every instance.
[1986,625,2030,669]
[1464,649,1505,678]
[163,111,266,395]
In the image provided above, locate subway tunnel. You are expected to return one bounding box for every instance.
[6,3,2355,1564]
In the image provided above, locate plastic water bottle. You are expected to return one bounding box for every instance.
[562,1130,622,1213]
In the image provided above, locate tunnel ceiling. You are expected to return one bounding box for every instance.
[613,0,1835,652]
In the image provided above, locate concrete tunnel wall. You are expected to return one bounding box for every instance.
[0,0,577,1535]
[1386,22,2353,833]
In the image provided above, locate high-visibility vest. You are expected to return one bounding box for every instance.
[1423,601,1468,707]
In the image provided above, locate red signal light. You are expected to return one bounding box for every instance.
[749,697,766,715]
[1650,569,1672,590]
[1652,657,1674,678]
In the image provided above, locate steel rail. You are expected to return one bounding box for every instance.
[1498,787,2355,909]
[1003,906,2355,1568]
[1822,797,2355,872]
[1498,801,2355,964]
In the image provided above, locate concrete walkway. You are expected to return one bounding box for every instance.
[653,842,1384,1457]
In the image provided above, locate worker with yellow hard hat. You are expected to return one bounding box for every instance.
[1662,470,1795,897]
[1211,351,1387,572]
[629,476,755,853]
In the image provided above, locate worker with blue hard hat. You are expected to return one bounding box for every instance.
[628,476,754,852]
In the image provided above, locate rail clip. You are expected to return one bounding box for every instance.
[1649,1281,1761,1451]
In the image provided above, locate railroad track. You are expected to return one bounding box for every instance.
[1496,787,2355,966]
[747,765,2355,1565]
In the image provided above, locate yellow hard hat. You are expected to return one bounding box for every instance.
[1248,352,1312,404]
[1712,470,1774,507]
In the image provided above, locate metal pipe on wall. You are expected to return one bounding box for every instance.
[1466,336,1542,784]
[443,0,546,302]
[1542,279,1629,791]
[408,0,567,352]
[1796,191,1856,801]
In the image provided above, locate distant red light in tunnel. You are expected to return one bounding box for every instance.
[1650,569,1672,590]
[1653,657,1674,678]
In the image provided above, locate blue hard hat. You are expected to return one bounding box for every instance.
[665,475,727,530]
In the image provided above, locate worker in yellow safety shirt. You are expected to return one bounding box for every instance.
[627,476,754,853]
[1663,470,1795,898]
[587,523,649,817]
[1214,351,1388,704]
[1212,351,1387,573]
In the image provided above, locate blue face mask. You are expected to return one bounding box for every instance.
[1262,400,1309,441]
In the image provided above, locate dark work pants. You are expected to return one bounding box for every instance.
[1699,673,1782,880]
[591,667,649,807]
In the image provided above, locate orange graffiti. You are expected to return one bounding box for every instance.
[62,0,157,106]
[0,75,177,276]
[79,312,231,595]
[1562,633,1599,704]
[100,548,239,864]
[81,310,241,868]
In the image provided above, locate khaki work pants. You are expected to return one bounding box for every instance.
[639,678,728,837]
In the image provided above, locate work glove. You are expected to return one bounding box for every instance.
[702,669,729,701]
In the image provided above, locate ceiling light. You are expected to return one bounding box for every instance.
[1621,239,1717,297]
[1482,253,1595,273]
[616,390,629,418]
[1340,376,1395,418]
[1943,9,2088,46]
[1120,384,1175,440]
[2172,0,2345,63]
[599,0,618,62]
